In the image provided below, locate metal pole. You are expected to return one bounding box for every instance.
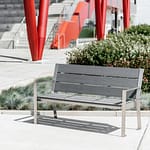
[123,0,130,29]
[114,8,118,32]
[101,0,107,37]
[95,0,107,40]
[121,90,126,137]
[95,0,101,40]
[23,0,38,61]
[38,0,50,60]
[34,81,37,124]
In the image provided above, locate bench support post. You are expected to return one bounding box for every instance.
[121,90,126,137]
[53,104,57,119]
[34,81,37,124]
[136,89,141,129]
[136,98,141,129]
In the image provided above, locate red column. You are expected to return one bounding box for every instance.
[101,0,107,36]
[23,0,38,61]
[95,0,107,40]
[38,0,50,60]
[123,0,130,29]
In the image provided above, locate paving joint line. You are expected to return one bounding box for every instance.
[137,117,150,150]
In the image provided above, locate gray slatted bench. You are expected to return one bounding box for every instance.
[35,64,144,137]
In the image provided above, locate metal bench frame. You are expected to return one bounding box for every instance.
[34,64,144,137]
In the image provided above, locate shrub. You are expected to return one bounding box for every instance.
[125,24,150,36]
[0,77,52,110]
[79,27,94,38]
[67,33,150,92]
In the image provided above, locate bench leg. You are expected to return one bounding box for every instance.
[136,99,141,129]
[53,104,57,119]
[34,81,37,124]
[121,104,126,137]
[121,91,126,137]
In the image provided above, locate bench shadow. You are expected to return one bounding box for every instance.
[23,115,119,134]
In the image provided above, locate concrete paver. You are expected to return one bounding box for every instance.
[138,118,150,150]
[0,114,149,150]
[0,48,68,93]
[0,48,150,150]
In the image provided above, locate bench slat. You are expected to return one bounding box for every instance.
[38,94,122,106]
[54,82,123,97]
[95,97,122,105]
[42,93,75,99]
[56,73,138,88]
[57,64,140,78]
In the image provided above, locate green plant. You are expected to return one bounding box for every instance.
[79,27,95,38]
[125,24,150,36]
[67,32,150,92]
[0,77,52,110]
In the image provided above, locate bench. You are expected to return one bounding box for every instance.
[34,64,144,136]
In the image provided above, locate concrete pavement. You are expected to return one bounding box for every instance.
[0,48,150,149]
[0,112,149,150]
[0,48,68,93]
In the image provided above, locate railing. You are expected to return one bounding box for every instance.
[0,40,14,49]
[46,0,79,48]
[7,17,26,49]
[45,6,65,48]
[7,40,15,49]
[63,0,79,21]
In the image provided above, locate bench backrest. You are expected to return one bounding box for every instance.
[52,64,144,98]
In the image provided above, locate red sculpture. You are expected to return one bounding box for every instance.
[95,0,107,40]
[23,0,49,61]
[23,0,130,61]
[123,0,130,29]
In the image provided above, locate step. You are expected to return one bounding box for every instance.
[0,32,3,38]
[48,3,65,15]
[0,10,25,17]
[0,16,23,24]
[15,44,29,49]
[0,0,39,4]
[0,40,11,48]
[9,0,66,49]
[0,3,39,10]
[0,24,13,32]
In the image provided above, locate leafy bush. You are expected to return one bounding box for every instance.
[79,27,94,38]
[125,24,150,36]
[67,33,150,92]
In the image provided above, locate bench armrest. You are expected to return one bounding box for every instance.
[122,87,141,102]
[124,87,141,92]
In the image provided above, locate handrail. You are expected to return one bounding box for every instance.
[45,5,66,46]
[0,40,14,49]
[14,17,26,39]
[8,17,26,49]
[63,0,79,21]
[46,0,79,48]
[57,32,65,49]
[7,40,14,49]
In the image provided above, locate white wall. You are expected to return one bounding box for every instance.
[135,0,150,24]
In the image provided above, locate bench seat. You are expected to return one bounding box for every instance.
[38,93,135,108]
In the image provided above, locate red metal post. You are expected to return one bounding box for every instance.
[23,0,38,61]
[101,0,107,36]
[95,0,107,40]
[37,0,50,60]
[123,0,130,29]
[95,0,101,40]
